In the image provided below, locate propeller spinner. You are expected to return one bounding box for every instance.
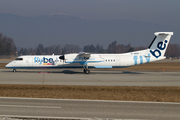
[59,48,65,61]
[59,55,65,60]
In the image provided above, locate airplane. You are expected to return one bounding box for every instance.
[6,32,173,74]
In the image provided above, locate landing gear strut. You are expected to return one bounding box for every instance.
[83,65,90,74]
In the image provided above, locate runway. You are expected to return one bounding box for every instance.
[0,97,180,119]
[0,69,180,86]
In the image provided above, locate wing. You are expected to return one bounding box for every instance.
[77,52,91,58]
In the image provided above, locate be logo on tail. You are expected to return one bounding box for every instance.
[150,40,168,58]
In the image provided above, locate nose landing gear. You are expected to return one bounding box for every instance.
[13,69,16,72]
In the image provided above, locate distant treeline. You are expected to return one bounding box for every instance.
[0,33,16,55]
[18,44,81,55]
[0,33,180,58]
[17,41,146,56]
[83,41,146,53]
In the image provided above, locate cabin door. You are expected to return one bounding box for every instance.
[28,57,33,66]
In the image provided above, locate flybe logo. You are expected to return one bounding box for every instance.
[34,57,56,65]
[133,53,150,65]
[150,40,168,58]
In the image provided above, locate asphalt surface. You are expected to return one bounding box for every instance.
[0,69,180,86]
[0,97,180,119]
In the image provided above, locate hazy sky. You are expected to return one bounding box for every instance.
[0,0,180,48]
[0,0,180,25]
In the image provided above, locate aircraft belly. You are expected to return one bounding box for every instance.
[88,62,115,68]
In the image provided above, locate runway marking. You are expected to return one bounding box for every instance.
[0,115,144,120]
[1,97,180,105]
[0,115,89,120]
[0,105,61,109]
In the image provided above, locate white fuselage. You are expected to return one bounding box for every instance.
[5,49,164,69]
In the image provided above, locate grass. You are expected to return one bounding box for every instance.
[1,85,180,102]
[117,62,180,71]
[0,63,7,69]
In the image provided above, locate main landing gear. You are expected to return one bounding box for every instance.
[83,65,90,74]
[83,68,90,74]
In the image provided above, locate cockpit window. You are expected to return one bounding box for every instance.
[15,58,23,61]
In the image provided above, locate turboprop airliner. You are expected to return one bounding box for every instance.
[6,32,173,74]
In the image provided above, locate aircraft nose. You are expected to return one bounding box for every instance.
[6,63,12,68]
[5,63,10,68]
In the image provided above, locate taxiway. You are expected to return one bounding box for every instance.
[0,69,180,86]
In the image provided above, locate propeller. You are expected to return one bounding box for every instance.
[59,55,65,60]
[59,48,65,62]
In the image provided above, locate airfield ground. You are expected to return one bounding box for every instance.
[1,85,180,102]
[0,60,180,102]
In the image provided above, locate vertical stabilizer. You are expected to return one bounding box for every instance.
[148,32,173,59]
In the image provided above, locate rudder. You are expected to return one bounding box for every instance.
[148,32,173,59]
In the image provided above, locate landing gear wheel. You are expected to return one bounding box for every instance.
[86,70,90,74]
[13,69,16,72]
[83,69,90,74]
